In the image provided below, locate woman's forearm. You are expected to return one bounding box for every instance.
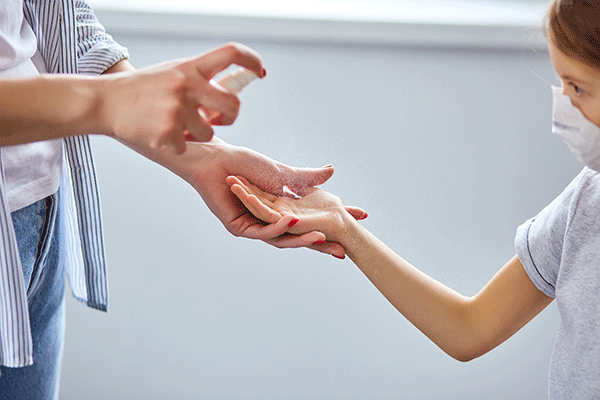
[0,74,106,145]
[0,58,134,146]
[0,58,135,146]
[0,41,267,154]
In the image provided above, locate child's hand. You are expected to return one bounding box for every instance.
[226,175,367,245]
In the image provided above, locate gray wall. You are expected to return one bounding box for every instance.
[60,16,579,400]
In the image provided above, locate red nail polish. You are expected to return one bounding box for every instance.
[262,68,267,78]
[210,115,222,125]
[332,254,345,260]
[288,218,299,227]
[313,240,326,245]
[361,212,368,220]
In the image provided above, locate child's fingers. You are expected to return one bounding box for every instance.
[239,214,303,240]
[230,183,281,224]
[344,206,368,221]
[225,175,239,186]
[227,175,259,200]
[228,175,277,203]
[229,183,267,220]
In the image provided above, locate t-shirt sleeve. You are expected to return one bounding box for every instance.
[514,171,587,298]
[515,217,561,298]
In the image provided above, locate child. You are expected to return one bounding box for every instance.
[226,1,600,398]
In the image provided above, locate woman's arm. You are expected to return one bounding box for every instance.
[227,176,554,361]
[0,74,103,145]
[0,43,264,152]
[94,59,347,256]
[102,59,135,74]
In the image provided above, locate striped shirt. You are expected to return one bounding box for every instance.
[0,0,128,369]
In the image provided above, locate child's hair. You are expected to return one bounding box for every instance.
[544,0,600,68]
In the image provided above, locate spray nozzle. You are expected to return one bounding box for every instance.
[211,68,259,94]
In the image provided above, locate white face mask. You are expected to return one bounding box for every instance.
[551,85,600,171]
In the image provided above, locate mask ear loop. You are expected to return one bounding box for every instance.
[519,51,554,87]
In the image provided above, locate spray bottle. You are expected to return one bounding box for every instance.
[207,68,259,124]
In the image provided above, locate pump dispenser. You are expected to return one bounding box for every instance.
[207,68,259,124]
[213,68,259,94]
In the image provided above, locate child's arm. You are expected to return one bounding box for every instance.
[226,175,554,361]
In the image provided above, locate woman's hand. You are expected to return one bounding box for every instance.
[99,42,265,154]
[133,137,358,257]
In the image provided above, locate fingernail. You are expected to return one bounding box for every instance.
[332,254,345,260]
[313,240,326,245]
[262,68,267,78]
[360,212,368,220]
[288,218,299,227]
[210,115,222,125]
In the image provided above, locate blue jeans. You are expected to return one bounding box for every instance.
[0,193,65,400]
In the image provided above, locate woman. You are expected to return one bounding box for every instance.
[0,0,338,398]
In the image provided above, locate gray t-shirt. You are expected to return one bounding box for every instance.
[516,167,600,399]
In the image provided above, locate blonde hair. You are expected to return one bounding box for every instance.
[544,0,600,68]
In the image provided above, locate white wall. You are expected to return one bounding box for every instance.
[60,7,577,400]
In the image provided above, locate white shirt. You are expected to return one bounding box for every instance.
[0,0,63,212]
[0,0,36,71]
